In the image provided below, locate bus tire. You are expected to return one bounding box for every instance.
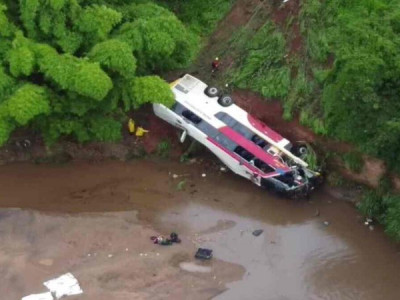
[204,86,219,97]
[218,95,234,107]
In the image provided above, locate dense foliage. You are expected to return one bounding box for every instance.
[156,0,235,35]
[232,22,290,99]
[0,0,202,145]
[228,0,400,240]
[359,179,400,241]
[300,0,400,173]
[231,0,400,173]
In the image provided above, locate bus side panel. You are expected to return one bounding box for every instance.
[153,104,179,127]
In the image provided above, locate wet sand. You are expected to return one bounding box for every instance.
[0,160,400,299]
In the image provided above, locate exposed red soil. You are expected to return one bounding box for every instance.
[233,90,316,143]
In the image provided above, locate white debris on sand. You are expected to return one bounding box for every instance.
[179,262,212,273]
[202,173,207,178]
[43,273,83,299]
[22,292,53,300]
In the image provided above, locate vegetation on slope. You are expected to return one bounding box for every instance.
[0,0,233,146]
[228,0,400,240]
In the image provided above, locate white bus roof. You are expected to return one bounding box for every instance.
[172,74,308,167]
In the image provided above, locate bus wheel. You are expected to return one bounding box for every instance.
[204,86,219,97]
[218,95,234,107]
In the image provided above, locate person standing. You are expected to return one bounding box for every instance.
[211,57,220,72]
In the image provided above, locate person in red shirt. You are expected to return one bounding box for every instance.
[211,57,220,72]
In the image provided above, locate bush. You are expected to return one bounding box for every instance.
[0,0,206,147]
[127,76,175,108]
[358,178,400,241]
[157,140,171,158]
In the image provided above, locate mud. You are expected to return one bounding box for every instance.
[1,160,400,299]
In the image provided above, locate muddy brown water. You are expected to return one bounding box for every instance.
[0,160,399,300]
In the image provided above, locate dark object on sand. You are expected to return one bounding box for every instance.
[170,232,181,243]
[195,248,213,260]
[151,233,181,246]
[252,229,264,237]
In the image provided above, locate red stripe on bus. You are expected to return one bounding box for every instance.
[206,137,280,178]
[219,126,291,172]
[247,114,283,143]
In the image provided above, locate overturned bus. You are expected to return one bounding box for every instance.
[153,74,322,198]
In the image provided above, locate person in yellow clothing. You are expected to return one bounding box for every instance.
[128,118,149,137]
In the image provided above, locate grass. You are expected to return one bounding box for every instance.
[231,22,291,99]
[342,152,364,173]
[156,0,235,36]
[156,140,171,158]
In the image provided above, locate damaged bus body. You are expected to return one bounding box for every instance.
[153,74,321,198]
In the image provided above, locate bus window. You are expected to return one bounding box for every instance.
[251,135,267,148]
[234,146,254,161]
[215,112,237,127]
[182,110,202,124]
[215,133,237,151]
[172,102,185,115]
[216,112,261,142]
[254,159,274,173]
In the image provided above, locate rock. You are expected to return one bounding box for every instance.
[369,225,374,231]
[172,174,179,179]
[252,229,263,236]
[108,254,113,258]
[323,221,330,226]
[202,173,207,177]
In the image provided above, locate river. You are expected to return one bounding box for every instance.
[0,160,399,299]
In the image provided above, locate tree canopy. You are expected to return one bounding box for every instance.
[0,0,199,145]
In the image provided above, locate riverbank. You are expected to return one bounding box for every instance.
[1,159,399,299]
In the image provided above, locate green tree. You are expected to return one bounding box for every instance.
[0,0,200,147]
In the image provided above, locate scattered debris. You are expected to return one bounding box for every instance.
[108,254,113,258]
[179,262,211,273]
[364,218,373,226]
[151,232,181,246]
[22,292,53,300]
[220,167,227,172]
[177,180,186,190]
[38,259,54,266]
[43,273,83,299]
[172,173,190,179]
[323,221,330,226]
[170,232,181,243]
[369,225,374,231]
[195,248,213,260]
[202,173,207,177]
[252,229,264,237]
[314,209,320,217]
